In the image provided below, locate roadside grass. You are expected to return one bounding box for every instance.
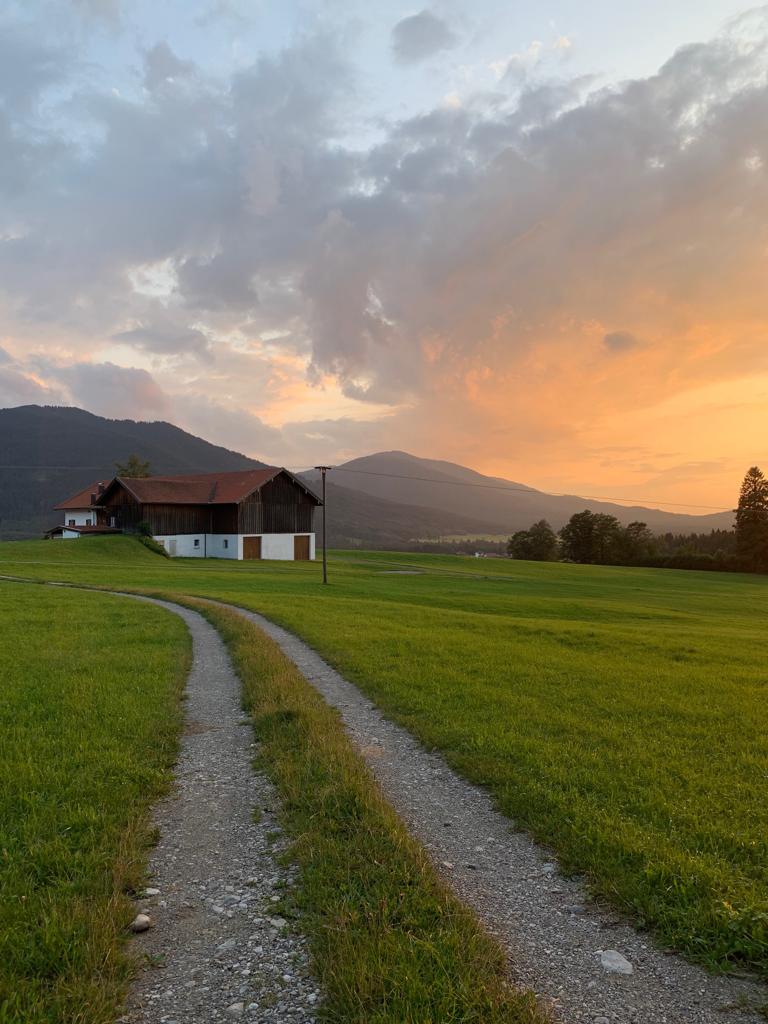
[1,537,767,975]
[185,598,543,1024]
[0,581,190,1024]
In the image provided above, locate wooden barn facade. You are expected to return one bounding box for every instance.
[53,468,321,560]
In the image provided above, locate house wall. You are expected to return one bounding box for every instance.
[257,533,315,560]
[153,532,314,560]
[62,509,95,526]
[153,534,238,558]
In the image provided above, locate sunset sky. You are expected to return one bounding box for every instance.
[1,0,766,511]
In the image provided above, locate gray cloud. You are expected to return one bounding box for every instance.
[57,362,170,418]
[113,322,211,357]
[603,331,642,353]
[143,41,197,93]
[0,365,61,406]
[391,10,458,64]
[72,0,121,26]
[1,11,768,458]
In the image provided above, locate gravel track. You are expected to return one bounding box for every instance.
[219,600,767,1024]
[113,596,320,1024]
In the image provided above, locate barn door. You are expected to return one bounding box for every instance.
[293,535,310,560]
[243,536,262,560]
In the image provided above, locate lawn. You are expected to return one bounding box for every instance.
[1,537,766,975]
[0,580,190,1024]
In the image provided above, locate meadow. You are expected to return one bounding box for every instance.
[1,537,766,977]
[0,580,189,1024]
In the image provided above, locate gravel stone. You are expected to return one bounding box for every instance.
[221,601,767,1024]
[129,914,152,933]
[117,597,319,1024]
[600,950,634,975]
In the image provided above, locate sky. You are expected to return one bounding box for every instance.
[1,0,766,511]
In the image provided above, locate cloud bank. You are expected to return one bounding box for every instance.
[1,6,767,505]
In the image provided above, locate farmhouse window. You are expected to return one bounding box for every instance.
[223,539,229,549]
[69,519,75,526]
[194,538,200,548]
[86,519,92,525]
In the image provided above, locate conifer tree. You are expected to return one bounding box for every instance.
[115,454,151,478]
[735,466,768,568]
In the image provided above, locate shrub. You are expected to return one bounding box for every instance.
[136,535,170,558]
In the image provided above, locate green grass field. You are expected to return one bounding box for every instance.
[0,580,189,1024]
[1,536,766,976]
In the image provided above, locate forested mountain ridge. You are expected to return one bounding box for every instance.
[0,405,264,538]
[0,406,734,542]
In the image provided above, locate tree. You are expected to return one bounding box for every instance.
[507,519,558,561]
[735,466,768,568]
[115,454,151,478]
[559,510,625,564]
[616,521,655,562]
[592,513,623,563]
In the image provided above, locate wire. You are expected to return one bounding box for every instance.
[0,464,734,514]
[311,466,733,514]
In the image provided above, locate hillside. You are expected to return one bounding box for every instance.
[307,451,734,535]
[0,405,265,538]
[317,480,504,548]
[0,406,502,543]
[1,406,734,542]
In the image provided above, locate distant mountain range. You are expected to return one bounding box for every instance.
[0,405,734,543]
[304,451,734,537]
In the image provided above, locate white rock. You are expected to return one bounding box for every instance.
[143,887,160,897]
[226,1002,245,1017]
[129,913,152,933]
[600,949,634,975]
[268,916,287,929]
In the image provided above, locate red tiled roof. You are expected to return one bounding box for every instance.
[113,468,320,505]
[54,482,108,510]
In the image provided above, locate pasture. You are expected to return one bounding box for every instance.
[0,581,189,1023]
[1,537,766,976]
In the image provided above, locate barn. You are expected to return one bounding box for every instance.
[52,468,322,560]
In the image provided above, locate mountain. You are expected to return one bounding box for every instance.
[0,405,265,539]
[305,451,734,536]
[0,407,734,543]
[315,480,504,549]
[0,405,501,544]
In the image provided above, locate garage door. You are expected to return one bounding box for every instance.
[243,536,262,559]
[293,535,310,560]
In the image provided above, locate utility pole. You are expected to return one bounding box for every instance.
[314,466,331,584]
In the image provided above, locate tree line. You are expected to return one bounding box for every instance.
[506,467,768,573]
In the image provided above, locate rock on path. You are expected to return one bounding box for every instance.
[117,597,319,1024]
[222,601,767,1024]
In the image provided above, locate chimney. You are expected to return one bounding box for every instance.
[90,492,97,505]
[97,482,105,496]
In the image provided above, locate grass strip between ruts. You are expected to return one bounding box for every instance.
[184,597,546,1024]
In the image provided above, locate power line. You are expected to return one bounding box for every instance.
[0,463,734,514]
[313,466,733,514]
